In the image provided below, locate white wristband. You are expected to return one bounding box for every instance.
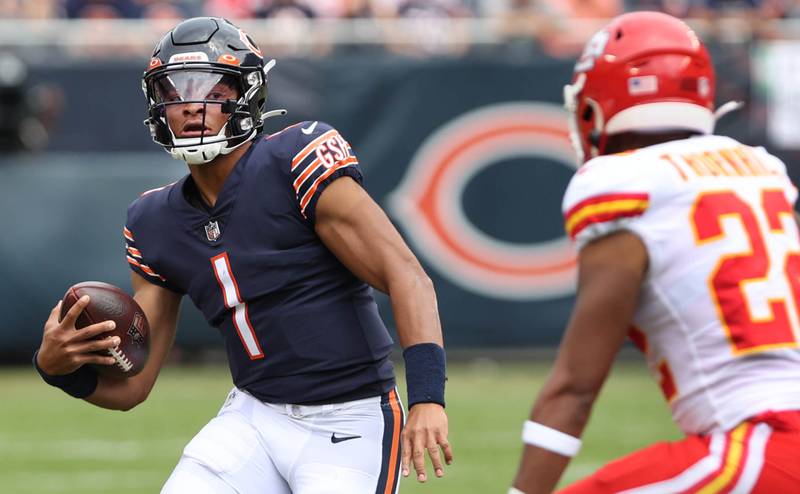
[522,420,582,457]
[508,488,527,494]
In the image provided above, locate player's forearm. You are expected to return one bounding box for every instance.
[530,374,597,436]
[85,331,174,411]
[86,300,178,411]
[85,373,150,411]
[387,265,442,348]
[512,376,597,493]
[511,413,588,493]
[84,344,171,410]
[385,262,447,410]
[513,443,572,494]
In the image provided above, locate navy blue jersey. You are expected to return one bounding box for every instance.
[124,122,396,404]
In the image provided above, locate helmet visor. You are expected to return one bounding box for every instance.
[152,70,240,105]
[149,70,244,143]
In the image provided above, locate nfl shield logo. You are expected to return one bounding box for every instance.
[205,220,221,242]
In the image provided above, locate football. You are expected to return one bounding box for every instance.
[59,281,150,378]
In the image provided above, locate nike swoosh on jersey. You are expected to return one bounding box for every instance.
[301,121,319,135]
[330,433,362,444]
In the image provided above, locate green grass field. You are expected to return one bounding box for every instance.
[0,360,680,493]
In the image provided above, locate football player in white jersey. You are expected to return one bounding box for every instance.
[510,11,800,494]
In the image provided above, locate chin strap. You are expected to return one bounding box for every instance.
[262,109,287,120]
[714,100,744,122]
[260,59,287,123]
[264,58,277,76]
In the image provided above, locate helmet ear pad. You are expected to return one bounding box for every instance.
[573,95,606,161]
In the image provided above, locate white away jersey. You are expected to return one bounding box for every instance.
[563,135,800,434]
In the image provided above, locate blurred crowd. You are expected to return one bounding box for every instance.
[1,0,793,61]
[1,0,798,20]
[0,0,785,153]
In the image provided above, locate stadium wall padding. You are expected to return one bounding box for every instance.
[0,54,780,354]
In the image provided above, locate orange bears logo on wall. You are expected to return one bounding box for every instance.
[387,102,578,300]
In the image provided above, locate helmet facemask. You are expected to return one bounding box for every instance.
[564,73,606,164]
[143,64,265,165]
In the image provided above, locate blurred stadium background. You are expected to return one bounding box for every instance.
[1,0,799,492]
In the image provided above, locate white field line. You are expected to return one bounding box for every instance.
[0,470,157,492]
[0,438,185,460]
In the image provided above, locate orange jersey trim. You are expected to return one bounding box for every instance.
[127,256,166,282]
[291,129,338,171]
[293,158,323,193]
[383,389,403,494]
[299,157,359,216]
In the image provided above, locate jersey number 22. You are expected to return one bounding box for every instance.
[692,188,800,354]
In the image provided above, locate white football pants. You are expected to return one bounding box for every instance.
[161,387,405,494]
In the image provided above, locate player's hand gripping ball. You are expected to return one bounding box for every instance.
[59,281,150,378]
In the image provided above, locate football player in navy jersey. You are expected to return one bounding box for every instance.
[34,17,451,493]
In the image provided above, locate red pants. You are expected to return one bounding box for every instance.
[559,411,800,494]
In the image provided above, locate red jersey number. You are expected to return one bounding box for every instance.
[692,189,800,354]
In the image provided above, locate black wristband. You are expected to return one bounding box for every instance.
[33,350,98,399]
[403,343,446,408]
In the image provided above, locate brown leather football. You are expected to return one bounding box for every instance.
[59,281,150,378]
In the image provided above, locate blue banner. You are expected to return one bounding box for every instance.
[1,54,774,354]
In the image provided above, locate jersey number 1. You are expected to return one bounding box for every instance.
[692,189,800,354]
[211,253,265,359]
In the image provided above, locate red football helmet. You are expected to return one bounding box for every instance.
[564,12,716,163]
